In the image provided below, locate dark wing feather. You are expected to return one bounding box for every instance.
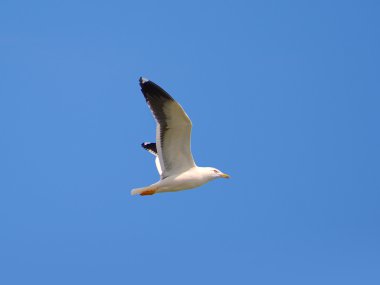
[141,142,157,156]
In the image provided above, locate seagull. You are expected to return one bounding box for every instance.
[131,77,230,196]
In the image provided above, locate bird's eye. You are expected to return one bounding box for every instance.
[213,170,218,173]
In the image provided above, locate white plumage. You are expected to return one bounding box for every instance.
[131,77,229,196]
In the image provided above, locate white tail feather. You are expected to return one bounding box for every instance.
[131,187,145,196]
[131,186,155,196]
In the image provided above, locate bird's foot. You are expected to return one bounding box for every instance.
[140,189,156,196]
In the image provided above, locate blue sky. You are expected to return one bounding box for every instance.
[1,0,379,284]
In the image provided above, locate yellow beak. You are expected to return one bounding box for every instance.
[220,173,230,179]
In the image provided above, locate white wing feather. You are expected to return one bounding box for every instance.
[140,78,196,179]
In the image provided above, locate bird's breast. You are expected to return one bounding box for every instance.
[158,169,209,192]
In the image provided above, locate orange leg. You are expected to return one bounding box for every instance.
[140,189,156,196]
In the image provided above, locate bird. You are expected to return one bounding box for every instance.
[131,77,230,196]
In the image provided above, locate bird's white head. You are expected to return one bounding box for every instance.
[203,167,230,180]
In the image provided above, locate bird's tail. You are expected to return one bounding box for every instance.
[131,185,157,196]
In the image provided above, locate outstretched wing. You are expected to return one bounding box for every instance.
[141,142,162,176]
[139,77,196,179]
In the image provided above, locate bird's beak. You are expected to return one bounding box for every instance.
[220,173,230,179]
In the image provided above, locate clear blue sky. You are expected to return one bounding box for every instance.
[1,0,379,284]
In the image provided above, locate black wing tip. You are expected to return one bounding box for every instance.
[138,77,175,102]
[139,77,149,86]
[141,142,157,155]
[141,142,150,148]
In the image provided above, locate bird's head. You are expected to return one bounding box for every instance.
[205,167,230,180]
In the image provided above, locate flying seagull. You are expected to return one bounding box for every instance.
[131,77,229,196]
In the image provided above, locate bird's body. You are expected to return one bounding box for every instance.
[131,77,229,196]
[131,166,220,195]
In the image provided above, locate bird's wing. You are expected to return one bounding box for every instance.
[141,142,162,176]
[139,77,196,179]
